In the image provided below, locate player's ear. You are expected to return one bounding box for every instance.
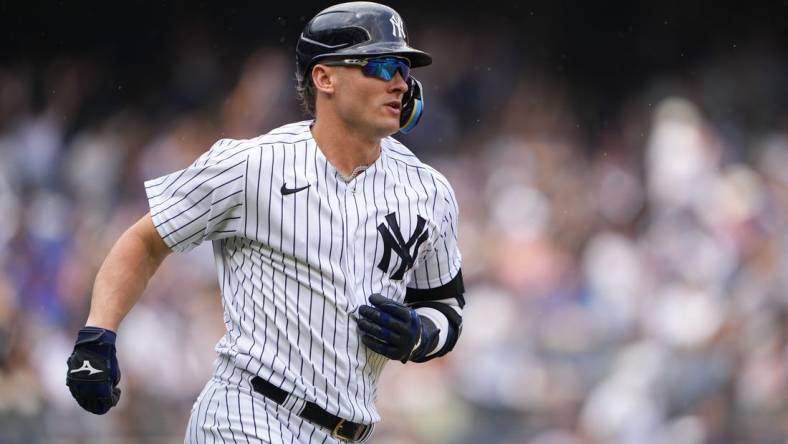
[311,65,336,95]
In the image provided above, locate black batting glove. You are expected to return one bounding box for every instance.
[66,326,121,414]
[358,294,439,363]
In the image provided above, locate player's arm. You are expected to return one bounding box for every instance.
[86,213,171,331]
[66,213,170,415]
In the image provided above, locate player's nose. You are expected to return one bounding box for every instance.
[387,71,408,94]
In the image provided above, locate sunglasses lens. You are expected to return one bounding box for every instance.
[362,58,410,82]
[397,62,410,81]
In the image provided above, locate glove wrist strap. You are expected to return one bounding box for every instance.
[77,326,117,346]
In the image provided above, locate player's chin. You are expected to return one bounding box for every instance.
[377,110,401,135]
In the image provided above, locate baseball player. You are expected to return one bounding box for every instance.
[66,2,465,443]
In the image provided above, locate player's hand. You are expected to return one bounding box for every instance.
[66,326,121,414]
[358,294,438,363]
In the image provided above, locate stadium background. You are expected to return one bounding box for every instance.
[1,1,787,443]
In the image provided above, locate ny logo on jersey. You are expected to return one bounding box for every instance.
[389,14,406,39]
[377,212,428,280]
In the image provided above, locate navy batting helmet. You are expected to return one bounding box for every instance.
[295,2,432,86]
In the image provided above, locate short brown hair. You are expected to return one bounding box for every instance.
[296,73,316,117]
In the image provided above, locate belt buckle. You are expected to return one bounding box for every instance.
[332,419,349,441]
[332,419,369,442]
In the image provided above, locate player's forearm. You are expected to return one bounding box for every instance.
[85,215,170,331]
[405,270,466,361]
[413,299,462,359]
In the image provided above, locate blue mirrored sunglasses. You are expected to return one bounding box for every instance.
[323,57,411,82]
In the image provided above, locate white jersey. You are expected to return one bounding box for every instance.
[144,120,462,426]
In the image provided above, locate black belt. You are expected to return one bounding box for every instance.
[250,376,371,442]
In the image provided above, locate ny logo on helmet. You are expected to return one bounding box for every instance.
[377,212,428,280]
[390,14,406,39]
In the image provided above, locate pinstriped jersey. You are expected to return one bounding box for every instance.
[144,120,462,424]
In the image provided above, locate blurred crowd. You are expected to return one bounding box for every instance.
[1,19,788,444]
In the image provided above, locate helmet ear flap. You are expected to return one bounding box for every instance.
[399,76,424,134]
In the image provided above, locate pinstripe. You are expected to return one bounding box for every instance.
[247,147,275,379]
[208,201,244,222]
[275,402,286,443]
[239,389,265,444]
[292,416,304,444]
[325,159,341,414]
[214,241,232,380]
[306,423,317,444]
[145,164,187,194]
[386,146,416,157]
[359,166,373,298]
[369,165,381,295]
[382,158,407,283]
[208,382,223,444]
[302,143,316,403]
[203,382,224,443]
[215,215,242,226]
[290,144,302,391]
[219,261,236,385]
[360,180,382,405]
[225,256,246,383]
[234,253,251,439]
[285,409,294,444]
[412,167,434,284]
[312,146,327,408]
[347,178,359,421]
[364,164,383,383]
[241,151,262,372]
[276,144,292,389]
[373,165,392,374]
[360,166,380,411]
[261,146,276,383]
[340,186,361,423]
[267,146,284,385]
[334,175,356,421]
[263,395,274,444]
[351,171,371,423]
[144,174,168,188]
[197,139,229,168]
[152,172,242,221]
[249,386,259,444]
[243,155,251,237]
[197,381,217,443]
[394,158,414,258]
[253,145,275,383]
[227,239,245,384]
[224,387,238,444]
[428,174,449,283]
[161,208,210,239]
[398,154,422,287]
[150,155,246,205]
[267,131,307,137]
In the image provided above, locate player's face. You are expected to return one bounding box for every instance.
[330,59,409,137]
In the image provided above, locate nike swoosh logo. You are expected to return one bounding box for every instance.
[281,183,311,196]
[69,360,104,376]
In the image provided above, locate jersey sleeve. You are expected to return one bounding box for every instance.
[144,139,250,253]
[407,175,462,289]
